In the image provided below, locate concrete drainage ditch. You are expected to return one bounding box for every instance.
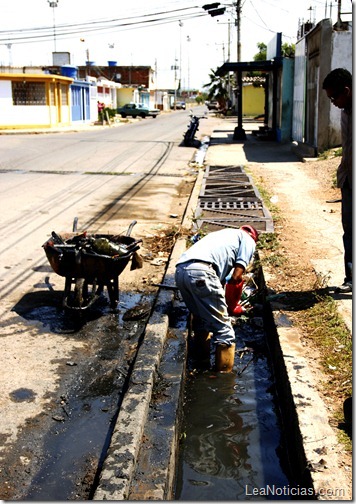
[93,247,315,500]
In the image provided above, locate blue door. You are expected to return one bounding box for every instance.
[71,85,82,121]
[71,83,91,122]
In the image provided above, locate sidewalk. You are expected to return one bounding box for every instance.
[94,118,352,500]
[205,117,352,333]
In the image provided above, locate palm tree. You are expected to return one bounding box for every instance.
[203,68,232,110]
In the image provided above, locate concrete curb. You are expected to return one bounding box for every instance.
[93,285,173,500]
[127,238,189,500]
[0,121,125,135]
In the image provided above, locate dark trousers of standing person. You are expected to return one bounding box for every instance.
[341,179,352,283]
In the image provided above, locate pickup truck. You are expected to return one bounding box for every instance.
[205,100,220,111]
[116,103,160,119]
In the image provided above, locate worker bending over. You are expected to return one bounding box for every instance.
[175,225,258,373]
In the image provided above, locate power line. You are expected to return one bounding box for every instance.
[0,6,207,44]
[0,5,200,35]
[0,14,208,45]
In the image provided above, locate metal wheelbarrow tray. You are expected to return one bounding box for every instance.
[43,221,142,311]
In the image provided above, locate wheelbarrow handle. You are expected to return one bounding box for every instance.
[126,239,143,250]
[126,220,137,237]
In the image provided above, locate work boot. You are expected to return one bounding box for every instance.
[215,343,236,373]
[193,331,212,368]
[336,281,352,293]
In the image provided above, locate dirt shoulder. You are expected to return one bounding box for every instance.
[246,152,352,490]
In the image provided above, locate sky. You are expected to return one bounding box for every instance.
[0,0,352,90]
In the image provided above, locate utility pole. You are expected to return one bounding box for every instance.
[233,0,245,140]
[236,0,241,62]
[171,56,179,109]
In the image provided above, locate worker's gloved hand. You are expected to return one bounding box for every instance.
[230,304,246,316]
[225,280,244,316]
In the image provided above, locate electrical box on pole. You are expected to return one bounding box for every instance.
[202,3,220,10]
[209,7,226,16]
[202,3,226,16]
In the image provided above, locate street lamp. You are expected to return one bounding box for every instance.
[47,0,59,53]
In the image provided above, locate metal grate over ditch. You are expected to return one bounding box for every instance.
[194,165,274,234]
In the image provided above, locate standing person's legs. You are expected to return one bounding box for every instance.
[339,181,352,290]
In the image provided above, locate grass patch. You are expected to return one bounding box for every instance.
[244,169,281,220]
[286,291,352,448]
[295,294,352,399]
[257,232,279,251]
[256,232,285,267]
[318,147,343,160]
[295,293,352,449]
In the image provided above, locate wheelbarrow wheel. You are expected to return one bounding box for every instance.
[63,277,99,310]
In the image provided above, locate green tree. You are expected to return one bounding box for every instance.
[281,42,295,57]
[254,42,267,61]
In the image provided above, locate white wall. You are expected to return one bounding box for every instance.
[329,30,353,138]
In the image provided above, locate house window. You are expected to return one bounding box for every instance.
[12,81,46,105]
[49,83,55,105]
[61,84,68,105]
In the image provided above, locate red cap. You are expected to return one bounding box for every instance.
[240,225,259,243]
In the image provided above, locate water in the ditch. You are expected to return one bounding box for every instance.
[175,318,292,501]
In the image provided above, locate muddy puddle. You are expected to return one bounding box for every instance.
[7,290,154,501]
[175,319,292,500]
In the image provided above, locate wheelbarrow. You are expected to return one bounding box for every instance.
[42,218,142,310]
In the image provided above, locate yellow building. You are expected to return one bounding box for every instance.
[242,82,265,117]
[0,73,72,129]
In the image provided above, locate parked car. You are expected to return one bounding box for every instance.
[206,100,220,111]
[171,101,186,110]
[117,103,160,118]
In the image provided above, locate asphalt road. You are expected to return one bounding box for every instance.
[0,106,223,500]
[0,107,211,307]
